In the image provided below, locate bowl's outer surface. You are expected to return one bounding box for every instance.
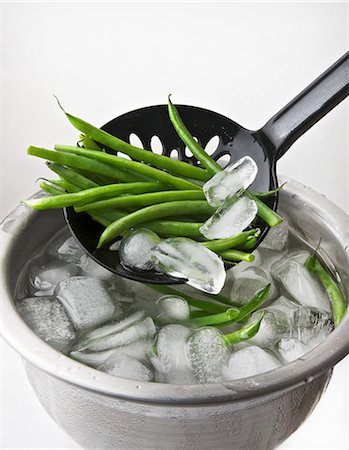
[1,177,349,450]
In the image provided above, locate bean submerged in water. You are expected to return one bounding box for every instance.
[305,254,346,327]
[223,312,265,346]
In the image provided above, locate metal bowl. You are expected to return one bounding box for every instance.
[1,176,349,450]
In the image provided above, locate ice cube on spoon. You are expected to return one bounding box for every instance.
[119,228,161,271]
[200,195,258,239]
[151,237,226,294]
[203,156,258,207]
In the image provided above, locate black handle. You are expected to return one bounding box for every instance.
[261,52,349,160]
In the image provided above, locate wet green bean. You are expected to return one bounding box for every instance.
[98,200,215,248]
[28,146,139,183]
[39,181,64,196]
[190,307,239,327]
[76,190,205,212]
[62,110,210,182]
[47,163,99,190]
[245,192,283,228]
[305,254,346,327]
[55,145,201,191]
[168,96,222,176]
[219,249,255,262]
[80,134,102,150]
[148,284,228,313]
[23,182,166,210]
[201,229,259,253]
[223,312,265,345]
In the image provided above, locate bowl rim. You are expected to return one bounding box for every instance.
[1,176,349,405]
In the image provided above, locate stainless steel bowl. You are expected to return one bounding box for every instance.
[1,177,349,450]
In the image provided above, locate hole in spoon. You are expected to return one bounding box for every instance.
[215,153,231,169]
[129,133,144,149]
[150,135,163,155]
[170,149,179,159]
[185,147,193,157]
[205,135,220,155]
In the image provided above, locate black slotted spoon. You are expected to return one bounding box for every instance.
[65,52,349,284]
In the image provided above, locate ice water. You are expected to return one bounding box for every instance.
[15,222,344,384]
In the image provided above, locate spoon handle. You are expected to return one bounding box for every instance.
[261,52,349,160]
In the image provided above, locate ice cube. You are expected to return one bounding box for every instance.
[55,276,120,330]
[222,346,281,380]
[292,307,333,345]
[276,338,308,364]
[155,324,196,384]
[271,252,331,313]
[152,237,226,294]
[28,258,79,295]
[245,295,298,348]
[260,221,289,251]
[230,266,276,306]
[187,327,229,383]
[203,156,258,207]
[119,228,161,271]
[157,295,190,323]
[98,355,153,381]
[78,254,115,281]
[46,229,85,262]
[79,317,156,352]
[17,296,76,352]
[200,195,258,239]
[76,311,145,351]
[71,339,152,367]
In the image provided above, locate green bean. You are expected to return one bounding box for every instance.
[237,237,257,251]
[245,191,283,228]
[225,284,270,325]
[168,96,222,176]
[219,249,255,262]
[55,145,201,191]
[148,284,228,313]
[80,134,102,150]
[167,98,284,230]
[61,110,210,182]
[75,190,205,212]
[216,284,270,328]
[143,220,203,238]
[201,229,259,253]
[39,181,64,196]
[189,310,213,319]
[23,182,166,210]
[305,254,346,327]
[190,307,239,328]
[98,200,215,248]
[223,312,265,346]
[80,209,206,240]
[47,163,99,190]
[28,146,140,183]
[43,179,68,190]
[43,177,80,193]
[251,182,287,199]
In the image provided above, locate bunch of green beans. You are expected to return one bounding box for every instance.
[24,98,284,265]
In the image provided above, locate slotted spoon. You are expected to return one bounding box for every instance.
[65,52,349,284]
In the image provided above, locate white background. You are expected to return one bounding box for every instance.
[1,1,348,449]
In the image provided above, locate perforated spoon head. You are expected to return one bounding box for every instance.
[65,104,277,284]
